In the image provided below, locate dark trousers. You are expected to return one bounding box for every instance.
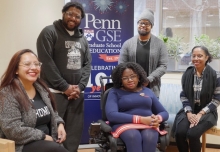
[120,129,158,152]
[54,93,84,152]
[22,140,69,152]
[175,116,213,152]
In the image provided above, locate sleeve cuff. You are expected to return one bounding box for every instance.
[41,133,46,140]
[78,84,84,92]
[133,115,141,124]
[57,121,65,126]
[184,106,192,113]
[202,107,209,113]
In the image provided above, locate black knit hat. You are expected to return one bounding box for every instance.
[62,1,85,19]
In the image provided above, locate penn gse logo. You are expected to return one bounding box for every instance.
[84,29,94,41]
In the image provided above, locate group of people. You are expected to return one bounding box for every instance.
[0,1,219,152]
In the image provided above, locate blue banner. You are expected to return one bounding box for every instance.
[70,0,134,143]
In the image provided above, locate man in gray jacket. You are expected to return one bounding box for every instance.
[37,2,91,152]
[118,9,168,97]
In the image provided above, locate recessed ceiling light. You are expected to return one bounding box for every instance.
[167,16,175,18]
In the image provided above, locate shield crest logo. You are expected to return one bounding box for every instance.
[84,30,94,41]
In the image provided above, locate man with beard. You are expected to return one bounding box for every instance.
[118,9,168,98]
[36,2,91,152]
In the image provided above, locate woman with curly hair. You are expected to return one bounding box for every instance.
[105,62,169,152]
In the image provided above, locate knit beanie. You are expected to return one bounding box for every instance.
[138,9,154,26]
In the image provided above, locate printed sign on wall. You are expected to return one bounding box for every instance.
[69,0,134,143]
[74,0,134,99]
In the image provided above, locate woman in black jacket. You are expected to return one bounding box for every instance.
[172,46,220,152]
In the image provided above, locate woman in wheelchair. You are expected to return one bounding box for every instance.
[105,62,169,152]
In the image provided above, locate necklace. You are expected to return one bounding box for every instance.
[138,39,149,46]
[30,99,34,103]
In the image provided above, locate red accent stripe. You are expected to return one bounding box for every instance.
[111,123,167,138]
[133,115,140,123]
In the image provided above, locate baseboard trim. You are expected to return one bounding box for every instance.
[78,144,99,149]
[169,142,220,149]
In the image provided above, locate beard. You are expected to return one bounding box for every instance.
[138,30,150,36]
[62,16,81,31]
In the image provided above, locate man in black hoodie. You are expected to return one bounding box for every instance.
[37,2,92,152]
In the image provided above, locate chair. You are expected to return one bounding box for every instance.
[88,76,170,152]
[0,138,15,152]
[201,126,220,152]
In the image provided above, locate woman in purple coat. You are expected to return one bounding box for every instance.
[105,62,169,152]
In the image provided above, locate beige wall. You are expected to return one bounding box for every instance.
[0,0,64,76]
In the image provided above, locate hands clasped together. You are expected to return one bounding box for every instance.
[187,112,203,128]
[140,114,160,128]
[64,85,80,100]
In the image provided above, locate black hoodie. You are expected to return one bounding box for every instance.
[37,19,92,92]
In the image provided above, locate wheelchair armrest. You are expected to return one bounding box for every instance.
[98,120,112,132]
[159,121,170,131]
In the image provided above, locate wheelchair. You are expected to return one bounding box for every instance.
[88,76,170,152]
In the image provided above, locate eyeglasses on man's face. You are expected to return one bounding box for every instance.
[19,62,42,69]
[121,74,138,81]
[65,11,81,20]
[138,21,151,27]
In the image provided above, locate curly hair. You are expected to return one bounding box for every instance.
[62,1,85,19]
[111,62,149,88]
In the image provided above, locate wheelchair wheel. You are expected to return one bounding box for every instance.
[165,133,170,146]
[158,135,167,152]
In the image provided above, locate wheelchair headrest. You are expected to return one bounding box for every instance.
[105,83,113,91]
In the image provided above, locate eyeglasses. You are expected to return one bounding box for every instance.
[65,11,81,20]
[19,62,42,69]
[138,21,151,27]
[121,74,138,81]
